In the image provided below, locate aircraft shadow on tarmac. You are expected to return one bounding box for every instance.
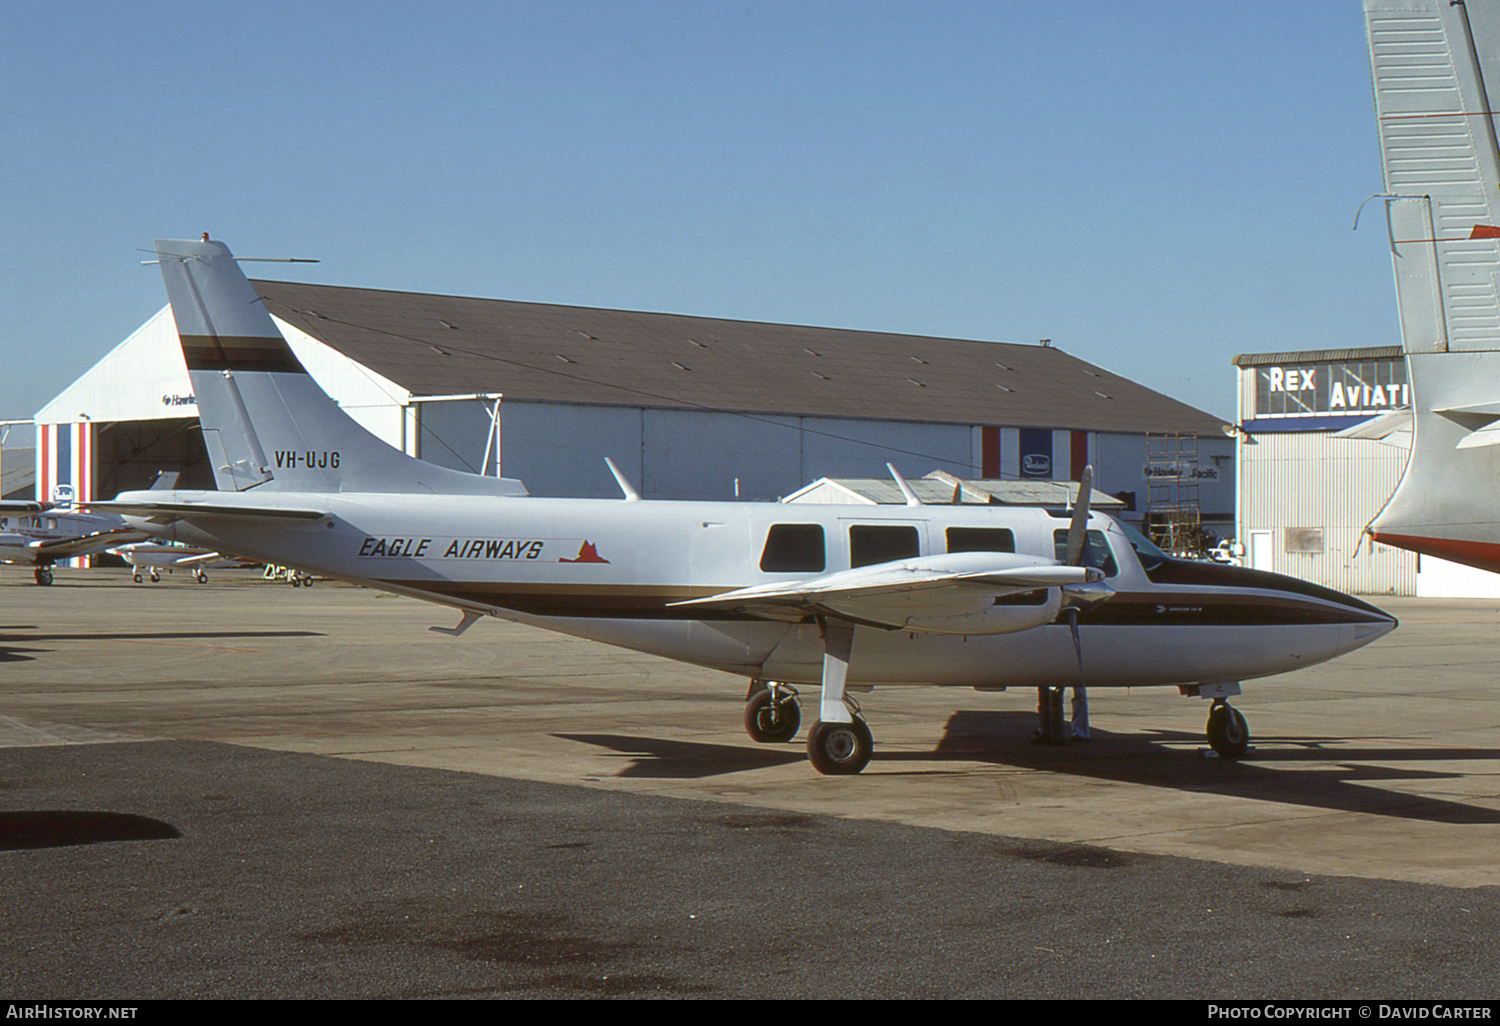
[555,733,807,778]
[559,710,1500,825]
[0,625,325,664]
[0,810,180,850]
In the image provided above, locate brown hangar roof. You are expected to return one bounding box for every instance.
[252,279,1225,435]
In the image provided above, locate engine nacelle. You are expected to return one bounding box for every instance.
[822,587,1061,636]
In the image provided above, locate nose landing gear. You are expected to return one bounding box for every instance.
[1206,699,1250,759]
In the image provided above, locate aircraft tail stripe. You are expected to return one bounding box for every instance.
[179,335,308,375]
[1368,529,1500,574]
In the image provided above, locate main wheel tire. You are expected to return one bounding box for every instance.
[744,688,801,743]
[1207,703,1250,759]
[806,718,873,775]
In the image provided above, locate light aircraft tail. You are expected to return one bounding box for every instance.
[1363,1,1500,570]
[153,237,527,497]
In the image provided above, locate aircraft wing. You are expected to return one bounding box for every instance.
[37,526,154,558]
[0,501,53,514]
[671,552,1102,629]
[0,525,152,563]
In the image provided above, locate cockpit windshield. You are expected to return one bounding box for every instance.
[1052,528,1119,577]
[1115,520,1169,573]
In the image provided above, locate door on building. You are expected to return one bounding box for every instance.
[1249,530,1274,572]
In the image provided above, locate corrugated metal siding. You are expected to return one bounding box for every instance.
[1239,431,1415,595]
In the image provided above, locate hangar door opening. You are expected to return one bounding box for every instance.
[95,418,215,497]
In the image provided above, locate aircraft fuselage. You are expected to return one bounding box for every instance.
[127,490,1395,691]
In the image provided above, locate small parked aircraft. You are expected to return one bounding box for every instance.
[93,238,1396,774]
[1,487,148,585]
[110,540,243,583]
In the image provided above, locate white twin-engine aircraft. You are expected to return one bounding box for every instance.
[96,237,1396,774]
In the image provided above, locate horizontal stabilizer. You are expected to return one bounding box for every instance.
[1333,409,1413,445]
[1434,400,1500,417]
[1454,422,1500,449]
[88,499,328,523]
[1430,400,1500,448]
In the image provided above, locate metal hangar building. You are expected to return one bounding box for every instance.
[35,278,1232,536]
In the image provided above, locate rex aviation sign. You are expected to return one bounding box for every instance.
[1250,355,1409,425]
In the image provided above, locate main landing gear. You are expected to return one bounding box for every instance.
[740,617,875,776]
[744,682,801,744]
[34,566,53,586]
[740,679,875,775]
[806,717,873,775]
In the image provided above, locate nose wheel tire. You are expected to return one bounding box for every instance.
[1206,702,1250,759]
[806,718,873,775]
[744,687,801,743]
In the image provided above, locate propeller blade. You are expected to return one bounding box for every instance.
[1065,606,1084,684]
[1063,465,1093,566]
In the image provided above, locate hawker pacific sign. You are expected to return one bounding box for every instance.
[1254,357,1408,418]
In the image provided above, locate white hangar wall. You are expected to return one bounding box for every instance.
[475,404,979,501]
[415,399,1233,522]
[1236,429,1415,595]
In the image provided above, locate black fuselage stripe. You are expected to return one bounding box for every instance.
[382,580,1389,625]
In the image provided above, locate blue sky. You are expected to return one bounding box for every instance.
[3,1,1395,422]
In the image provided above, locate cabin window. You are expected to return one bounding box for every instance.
[849,524,920,568]
[1052,528,1119,578]
[945,527,1015,553]
[760,524,826,573]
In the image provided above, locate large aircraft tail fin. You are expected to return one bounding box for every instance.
[1363,1,1500,569]
[1367,0,1500,355]
[153,237,527,497]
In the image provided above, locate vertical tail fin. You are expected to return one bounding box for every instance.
[1363,2,1500,569]
[1367,0,1500,354]
[154,237,527,497]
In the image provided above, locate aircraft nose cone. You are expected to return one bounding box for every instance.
[1340,605,1396,655]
